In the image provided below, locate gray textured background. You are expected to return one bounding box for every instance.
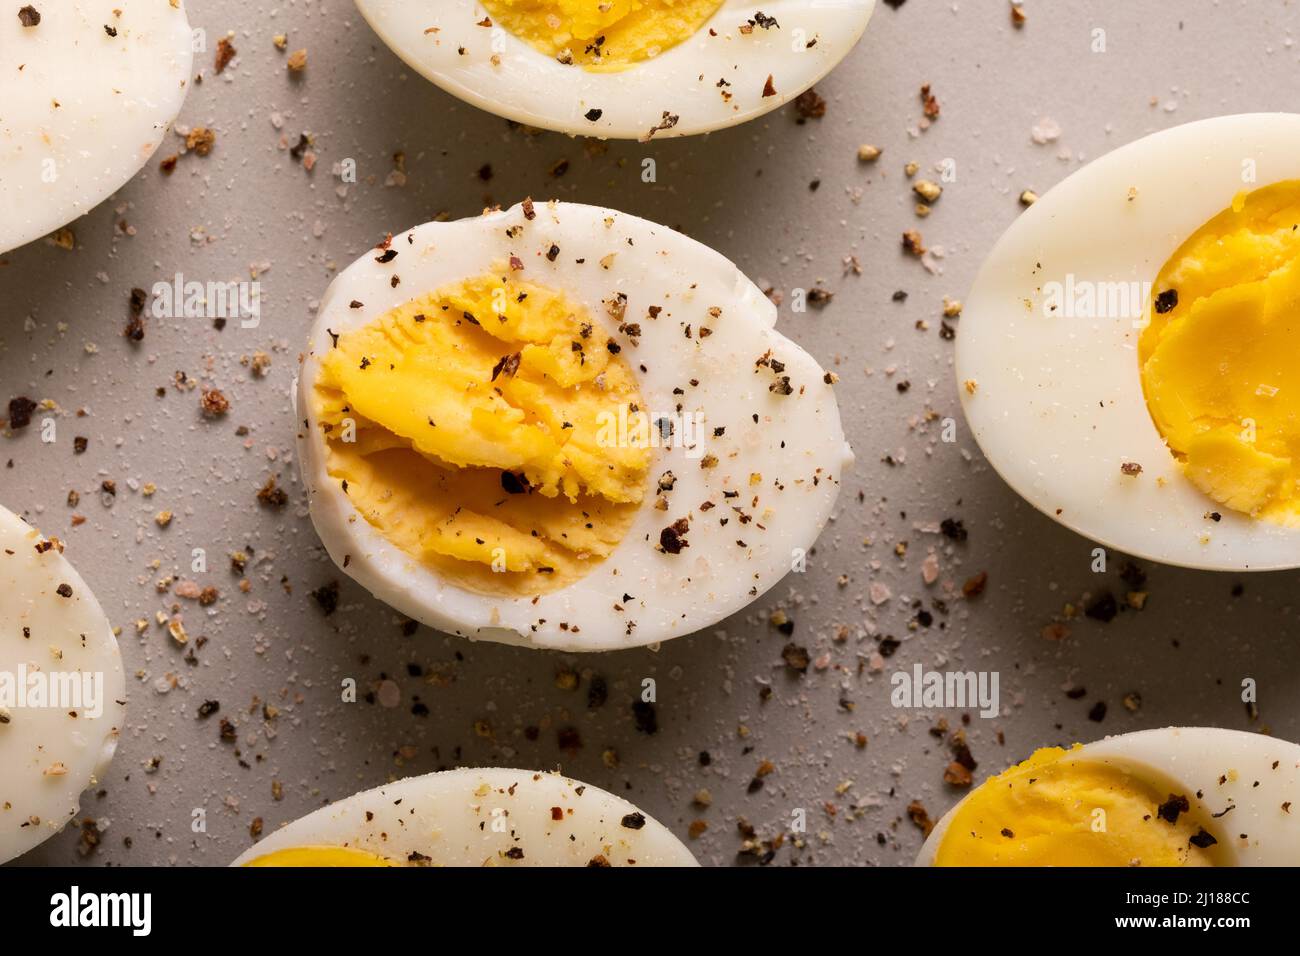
[4,0,1299,867]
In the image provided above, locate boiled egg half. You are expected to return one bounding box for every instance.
[354,0,875,139]
[0,502,126,864]
[957,113,1300,570]
[232,767,698,866]
[0,0,194,255]
[296,200,851,651]
[917,727,1300,867]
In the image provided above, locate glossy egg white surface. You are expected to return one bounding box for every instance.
[917,727,1300,867]
[232,768,698,866]
[354,0,874,139]
[0,502,126,864]
[956,113,1300,571]
[0,0,193,255]
[296,200,852,652]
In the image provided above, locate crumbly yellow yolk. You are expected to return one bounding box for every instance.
[314,270,652,597]
[244,846,394,867]
[934,747,1221,867]
[478,0,724,70]
[1140,181,1300,525]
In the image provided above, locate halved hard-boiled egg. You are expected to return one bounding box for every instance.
[0,502,126,864]
[917,728,1300,867]
[296,200,851,651]
[0,0,194,255]
[232,768,698,866]
[354,0,875,139]
[957,113,1300,570]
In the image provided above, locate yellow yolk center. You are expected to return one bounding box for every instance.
[934,747,1222,867]
[314,270,652,597]
[478,0,724,70]
[1140,180,1300,525]
[243,846,395,867]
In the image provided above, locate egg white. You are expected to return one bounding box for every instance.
[956,113,1300,571]
[296,200,852,651]
[916,727,1300,867]
[0,0,194,255]
[231,767,698,866]
[0,503,126,864]
[354,0,874,139]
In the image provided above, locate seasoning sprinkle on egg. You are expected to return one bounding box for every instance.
[353,0,876,138]
[233,768,698,867]
[297,200,852,650]
[0,0,194,255]
[918,728,1300,867]
[957,113,1300,571]
[0,503,126,865]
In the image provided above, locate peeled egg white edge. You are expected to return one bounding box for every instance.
[956,112,1300,572]
[230,767,699,866]
[353,0,874,140]
[295,200,852,652]
[0,503,127,865]
[0,0,194,255]
[915,727,1300,867]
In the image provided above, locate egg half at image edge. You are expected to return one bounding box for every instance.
[956,112,1300,570]
[231,768,698,867]
[354,0,875,139]
[0,502,126,865]
[916,727,1300,867]
[0,0,194,255]
[295,200,852,651]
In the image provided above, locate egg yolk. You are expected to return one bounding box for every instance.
[933,747,1222,867]
[1140,180,1300,525]
[243,846,395,867]
[313,269,652,597]
[478,0,724,70]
